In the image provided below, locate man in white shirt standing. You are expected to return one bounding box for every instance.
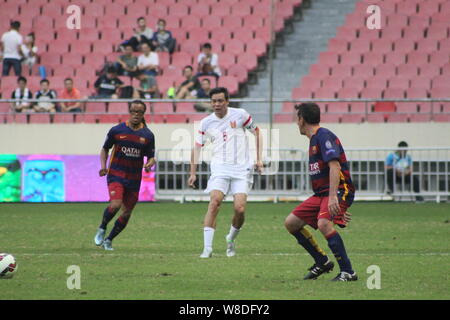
[1,21,23,76]
[188,87,263,258]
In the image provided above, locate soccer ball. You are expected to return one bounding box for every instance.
[395,158,409,173]
[0,253,18,279]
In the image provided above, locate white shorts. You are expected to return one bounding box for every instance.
[204,173,254,196]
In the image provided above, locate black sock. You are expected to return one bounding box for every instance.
[292,228,329,265]
[106,215,130,241]
[100,206,119,230]
[326,231,354,273]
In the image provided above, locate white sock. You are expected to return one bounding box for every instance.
[227,225,240,241]
[203,227,215,250]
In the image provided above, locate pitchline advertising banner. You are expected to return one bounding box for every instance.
[0,154,155,202]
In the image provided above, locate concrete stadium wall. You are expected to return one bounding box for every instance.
[0,122,449,154]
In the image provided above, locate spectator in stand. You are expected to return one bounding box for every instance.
[11,76,32,112]
[197,43,221,79]
[120,17,154,52]
[115,44,139,78]
[93,67,124,99]
[1,21,23,76]
[193,78,213,112]
[151,19,176,54]
[175,65,201,99]
[20,32,38,69]
[136,72,160,99]
[137,42,159,76]
[60,78,84,112]
[34,78,56,113]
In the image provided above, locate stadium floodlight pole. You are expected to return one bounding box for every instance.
[268,0,277,152]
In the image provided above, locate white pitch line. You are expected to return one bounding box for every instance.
[16,252,450,257]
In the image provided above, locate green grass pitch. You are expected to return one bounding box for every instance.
[0,202,449,300]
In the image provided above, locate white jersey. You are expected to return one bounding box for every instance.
[195,107,257,178]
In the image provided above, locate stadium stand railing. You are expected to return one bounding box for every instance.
[1,98,449,124]
[155,147,450,202]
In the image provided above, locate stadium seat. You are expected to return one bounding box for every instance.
[340,52,362,66]
[223,16,243,30]
[297,76,320,91]
[182,15,202,29]
[189,4,210,18]
[166,114,188,123]
[383,88,405,99]
[292,87,314,99]
[211,3,231,17]
[227,64,248,83]
[341,114,364,123]
[237,53,258,71]
[409,114,432,122]
[365,78,387,89]
[210,28,232,42]
[218,76,239,95]
[188,28,209,43]
[152,103,173,114]
[374,64,397,78]
[53,114,74,124]
[388,77,410,89]
[169,3,189,18]
[171,52,193,67]
[224,39,245,55]
[386,113,409,123]
[406,87,428,99]
[126,3,148,17]
[371,38,393,54]
[29,114,51,124]
[274,113,296,123]
[319,52,340,67]
[360,88,383,99]
[108,103,130,114]
[56,28,78,42]
[365,113,386,123]
[202,16,223,30]
[85,103,106,113]
[83,3,105,17]
[309,64,330,77]
[13,114,28,124]
[337,87,360,99]
[175,102,195,113]
[327,102,349,113]
[320,114,341,123]
[233,29,254,43]
[314,87,336,99]
[246,39,267,57]
[352,64,374,77]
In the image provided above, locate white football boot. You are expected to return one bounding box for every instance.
[199,247,213,258]
[94,228,106,246]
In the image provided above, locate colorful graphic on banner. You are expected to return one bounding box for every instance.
[0,154,21,202]
[0,155,155,202]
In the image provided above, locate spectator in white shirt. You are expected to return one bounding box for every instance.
[1,21,23,76]
[137,42,159,76]
[120,17,154,52]
[197,43,221,78]
[21,32,38,68]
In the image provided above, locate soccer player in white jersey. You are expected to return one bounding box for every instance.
[188,87,263,258]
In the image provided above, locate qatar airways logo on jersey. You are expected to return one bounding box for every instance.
[309,162,320,175]
[121,146,141,158]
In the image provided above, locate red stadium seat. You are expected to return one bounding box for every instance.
[343,77,366,90]
[246,39,267,57]
[108,103,129,114]
[416,39,439,54]
[175,102,195,113]
[409,114,431,122]
[337,87,360,99]
[331,65,353,78]
[321,77,345,91]
[299,75,322,91]
[166,114,188,123]
[53,114,74,124]
[182,16,202,29]
[189,4,210,18]
[242,15,265,31]
[202,15,223,30]
[211,3,231,17]
[218,76,239,95]
[327,102,349,113]
[223,16,243,30]
[388,77,410,89]
[101,28,123,42]
[188,28,209,43]
[179,40,200,56]
[227,64,248,83]
[171,52,193,67]
[341,114,364,123]
[83,3,105,17]
[56,28,78,42]
[62,53,84,67]
[320,114,341,123]
[362,52,384,65]
[29,114,51,124]
[336,26,357,41]
[85,102,107,113]
[374,64,397,78]
[215,52,234,71]
[52,66,75,77]
[319,52,340,67]
[309,64,330,77]
[210,28,232,41]
[78,28,100,42]
[224,39,245,55]
[360,87,383,99]
[339,51,362,66]
[126,3,149,17]
[419,65,441,78]
[231,2,252,17]
[385,52,406,66]
[383,88,405,99]
[314,87,336,99]
[371,38,393,54]
[430,51,450,67]
[168,3,189,18]
[92,41,114,55]
[237,53,258,71]
[233,29,254,43]
[352,64,374,77]
[152,103,174,114]
[328,38,349,53]
[396,64,419,77]
[98,114,125,124]
[254,26,272,44]
[349,38,371,52]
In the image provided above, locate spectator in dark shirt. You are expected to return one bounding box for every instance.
[151,19,176,54]
[115,44,139,78]
[11,76,32,112]
[93,67,124,99]
[175,65,201,99]
[34,78,56,112]
[194,78,213,112]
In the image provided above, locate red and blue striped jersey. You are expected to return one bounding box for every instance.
[103,122,155,190]
[308,127,355,198]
